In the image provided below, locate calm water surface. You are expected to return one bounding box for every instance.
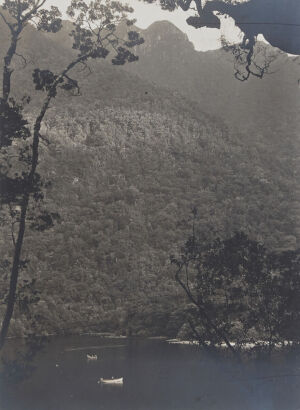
[1,336,300,410]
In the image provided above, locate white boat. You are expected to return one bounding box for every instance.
[87,354,98,360]
[98,377,123,385]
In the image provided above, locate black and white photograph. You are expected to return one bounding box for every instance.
[0,0,299,409]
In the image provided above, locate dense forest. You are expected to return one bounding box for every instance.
[0,12,299,339]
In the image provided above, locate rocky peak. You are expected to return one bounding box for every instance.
[140,20,194,52]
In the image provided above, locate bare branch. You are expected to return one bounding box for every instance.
[78,61,92,76]
[15,52,27,68]
[62,73,81,96]
[39,133,50,146]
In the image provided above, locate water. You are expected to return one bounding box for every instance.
[1,336,300,410]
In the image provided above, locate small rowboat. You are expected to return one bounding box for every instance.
[98,377,123,385]
[87,354,98,360]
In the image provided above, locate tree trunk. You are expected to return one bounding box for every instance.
[2,31,20,103]
[175,268,241,361]
[0,90,50,350]
[0,192,30,349]
[0,54,89,349]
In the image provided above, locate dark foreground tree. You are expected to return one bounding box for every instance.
[143,0,300,80]
[171,217,300,357]
[0,0,143,350]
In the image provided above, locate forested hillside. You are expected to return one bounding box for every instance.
[2,100,299,337]
[1,16,299,138]
[0,15,299,338]
[128,21,300,138]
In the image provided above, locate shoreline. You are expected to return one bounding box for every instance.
[166,339,298,349]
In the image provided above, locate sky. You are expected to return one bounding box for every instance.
[48,0,243,51]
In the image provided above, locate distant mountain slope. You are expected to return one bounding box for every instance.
[0,16,299,337]
[0,19,214,118]
[126,21,300,137]
[1,18,299,140]
[1,103,298,337]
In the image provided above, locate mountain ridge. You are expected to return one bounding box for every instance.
[1,15,299,140]
[0,14,299,338]
[125,22,300,137]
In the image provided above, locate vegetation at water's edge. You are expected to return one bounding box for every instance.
[1,102,299,340]
[0,4,299,344]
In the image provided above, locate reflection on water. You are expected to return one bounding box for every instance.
[65,345,127,352]
[1,336,300,410]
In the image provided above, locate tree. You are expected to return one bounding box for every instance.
[171,213,300,357]
[0,0,143,349]
[143,0,300,80]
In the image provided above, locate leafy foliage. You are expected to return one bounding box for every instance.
[1,0,62,32]
[1,99,298,338]
[0,2,298,343]
[173,228,300,351]
[142,0,300,79]
[0,0,145,351]
[0,98,31,206]
[67,0,143,64]
[0,98,30,147]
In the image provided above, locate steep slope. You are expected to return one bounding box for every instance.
[126,21,300,137]
[0,17,299,337]
[1,17,299,138]
[1,102,299,337]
